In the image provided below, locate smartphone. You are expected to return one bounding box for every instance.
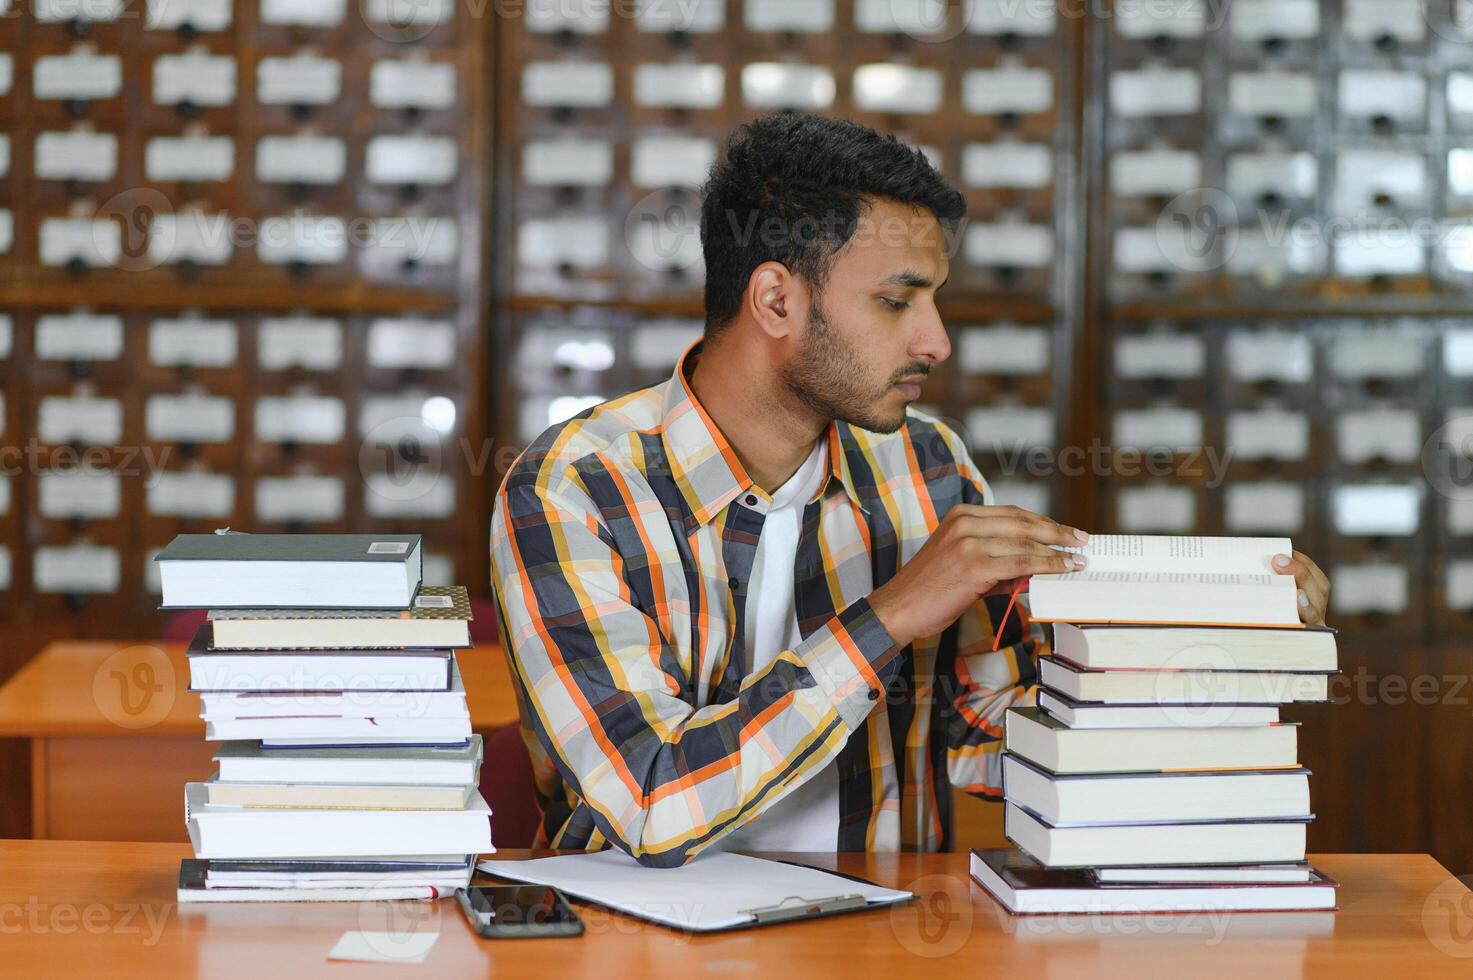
[456,885,584,939]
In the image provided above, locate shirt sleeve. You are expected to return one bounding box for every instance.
[933,425,1046,797]
[490,475,902,868]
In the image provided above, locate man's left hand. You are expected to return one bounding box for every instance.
[1273,551,1330,626]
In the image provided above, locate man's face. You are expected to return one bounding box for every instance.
[778,198,952,434]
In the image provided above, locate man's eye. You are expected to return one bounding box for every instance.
[880,297,910,311]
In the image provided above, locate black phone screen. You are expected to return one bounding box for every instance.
[460,885,583,936]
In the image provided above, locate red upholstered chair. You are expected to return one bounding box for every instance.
[479,723,542,848]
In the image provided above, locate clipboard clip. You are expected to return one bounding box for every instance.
[743,893,867,925]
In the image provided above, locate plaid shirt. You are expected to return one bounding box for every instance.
[490,344,1045,867]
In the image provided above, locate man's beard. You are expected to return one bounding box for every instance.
[778,294,927,434]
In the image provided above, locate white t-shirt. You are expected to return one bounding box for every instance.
[719,440,840,851]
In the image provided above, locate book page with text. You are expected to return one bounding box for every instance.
[1054,536,1294,576]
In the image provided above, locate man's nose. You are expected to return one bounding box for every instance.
[909,304,951,365]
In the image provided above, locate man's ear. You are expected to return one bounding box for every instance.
[746,261,803,341]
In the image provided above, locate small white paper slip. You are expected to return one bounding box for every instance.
[364,0,453,27]
[1224,482,1305,534]
[1229,0,1318,40]
[1114,332,1205,379]
[150,211,236,267]
[518,217,609,270]
[631,136,716,189]
[146,135,235,182]
[965,223,1054,268]
[360,217,459,274]
[1226,150,1317,201]
[968,0,1056,35]
[35,0,124,20]
[34,53,123,101]
[856,0,946,35]
[256,215,347,266]
[1226,330,1314,384]
[1109,148,1200,198]
[522,138,614,187]
[254,394,347,444]
[742,63,836,110]
[1332,483,1422,536]
[1445,560,1473,610]
[327,930,439,966]
[962,66,1053,115]
[41,218,120,268]
[1328,329,1425,380]
[257,54,342,106]
[256,475,345,523]
[637,0,724,32]
[957,324,1050,376]
[148,317,237,368]
[373,59,458,110]
[35,131,119,182]
[965,406,1055,452]
[962,143,1051,190]
[1116,484,1197,533]
[256,135,347,184]
[746,0,832,32]
[0,54,12,98]
[1337,70,1426,123]
[1333,150,1427,211]
[1114,0,1205,38]
[260,0,344,26]
[852,64,942,114]
[367,135,458,186]
[1228,71,1317,119]
[523,61,614,108]
[365,473,455,519]
[258,316,344,371]
[479,850,911,933]
[1110,66,1201,117]
[1112,406,1203,451]
[148,0,231,30]
[147,471,234,518]
[153,53,238,107]
[1332,562,1409,616]
[1343,0,1425,43]
[34,544,120,594]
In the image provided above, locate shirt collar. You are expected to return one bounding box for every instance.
[661,341,866,530]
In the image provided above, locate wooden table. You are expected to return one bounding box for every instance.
[0,842,1469,978]
[0,641,520,841]
[0,640,1008,847]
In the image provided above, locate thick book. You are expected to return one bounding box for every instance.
[177,860,447,903]
[184,783,495,859]
[1002,753,1311,825]
[1052,622,1338,671]
[208,585,472,650]
[204,712,471,743]
[157,533,422,609]
[203,778,474,811]
[214,735,483,785]
[970,849,1337,914]
[1004,803,1310,867]
[1040,655,1331,705]
[1029,535,1303,626]
[185,626,453,693]
[1004,706,1299,774]
[1094,864,1314,884]
[198,662,467,720]
[200,854,473,889]
[1037,688,1282,729]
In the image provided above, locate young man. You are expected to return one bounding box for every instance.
[491,112,1330,868]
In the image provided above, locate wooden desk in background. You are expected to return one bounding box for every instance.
[0,641,520,842]
[1,841,1469,977]
[0,640,1008,847]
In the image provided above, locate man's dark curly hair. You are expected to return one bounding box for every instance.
[699,111,966,335]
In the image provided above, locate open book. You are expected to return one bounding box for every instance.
[1028,536,1303,627]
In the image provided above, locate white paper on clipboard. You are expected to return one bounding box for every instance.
[477,850,912,932]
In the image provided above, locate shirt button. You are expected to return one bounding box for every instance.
[867,688,880,701]
[744,494,758,506]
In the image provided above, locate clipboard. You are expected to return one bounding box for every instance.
[475,851,916,934]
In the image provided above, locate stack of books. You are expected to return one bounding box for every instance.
[971,535,1342,914]
[156,531,494,903]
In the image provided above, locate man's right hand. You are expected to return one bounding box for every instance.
[867,505,1090,648]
